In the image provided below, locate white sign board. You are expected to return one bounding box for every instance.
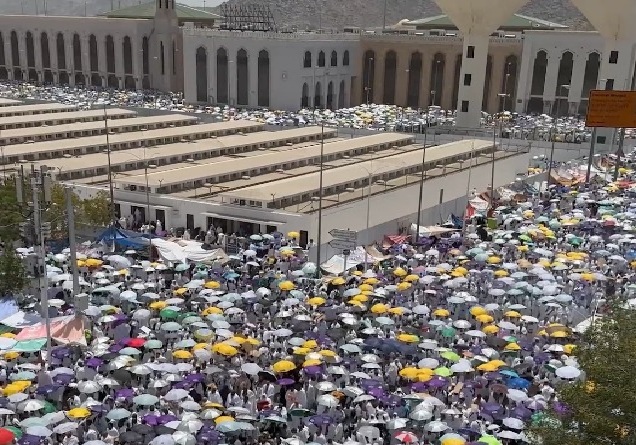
[329,229,357,242]
[329,239,357,251]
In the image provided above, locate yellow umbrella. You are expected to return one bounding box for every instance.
[293,347,311,355]
[230,337,247,345]
[272,360,296,373]
[550,330,569,338]
[469,306,487,316]
[67,407,92,419]
[244,337,261,346]
[397,333,419,343]
[149,301,167,310]
[2,352,19,360]
[563,344,577,355]
[278,281,295,291]
[363,278,379,285]
[1,384,24,396]
[487,256,502,264]
[504,310,521,318]
[173,350,193,359]
[352,271,363,276]
[193,343,210,351]
[77,260,86,267]
[404,274,419,282]
[433,308,450,317]
[358,284,374,292]
[331,277,346,286]
[442,438,466,445]
[348,300,365,307]
[174,288,188,295]
[319,349,337,357]
[476,362,499,372]
[307,297,326,306]
[393,267,407,277]
[482,325,500,334]
[476,314,494,324]
[302,340,318,349]
[371,303,389,314]
[202,306,223,316]
[504,343,521,351]
[215,416,235,424]
[302,359,322,368]
[10,381,30,391]
[451,270,465,278]
[287,231,300,239]
[212,343,238,357]
[0,333,16,339]
[517,245,529,252]
[204,402,225,409]
[494,270,509,277]
[352,294,369,302]
[389,307,406,315]
[399,367,420,379]
[85,258,103,267]
[205,281,221,289]
[396,282,412,291]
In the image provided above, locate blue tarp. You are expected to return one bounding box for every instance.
[0,299,19,323]
[96,227,149,249]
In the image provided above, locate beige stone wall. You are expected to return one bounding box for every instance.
[357,35,522,114]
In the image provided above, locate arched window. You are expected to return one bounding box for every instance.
[195,46,208,102]
[343,50,350,66]
[330,50,337,67]
[318,51,325,67]
[303,51,311,68]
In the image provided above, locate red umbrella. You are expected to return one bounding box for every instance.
[127,338,146,348]
[0,428,15,444]
[395,431,418,443]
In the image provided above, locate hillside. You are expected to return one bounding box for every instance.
[0,0,592,31]
[223,0,593,31]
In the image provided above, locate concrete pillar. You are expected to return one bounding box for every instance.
[33,32,42,74]
[488,52,506,113]
[543,52,561,103]
[17,31,27,74]
[97,34,107,81]
[455,33,490,127]
[515,47,534,113]
[441,51,457,111]
[132,36,142,88]
[419,52,433,108]
[81,35,90,79]
[372,51,385,105]
[395,51,409,106]
[568,53,586,104]
[248,52,258,107]
[115,35,125,85]
[3,39,12,76]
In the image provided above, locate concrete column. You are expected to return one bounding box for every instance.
[49,33,58,82]
[115,35,125,86]
[419,52,433,108]
[33,32,42,74]
[81,35,90,79]
[132,36,142,89]
[568,53,586,103]
[3,39,12,76]
[598,40,635,91]
[17,31,27,74]
[395,51,409,106]
[441,51,457,111]
[543,52,561,103]
[515,47,535,113]
[66,33,75,86]
[248,52,258,107]
[97,34,107,82]
[455,33,490,127]
[372,51,385,105]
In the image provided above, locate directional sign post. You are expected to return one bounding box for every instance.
[328,229,357,252]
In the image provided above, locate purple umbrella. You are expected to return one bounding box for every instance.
[303,366,322,376]
[51,347,71,359]
[86,357,104,368]
[115,388,135,400]
[511,405,532,420]
[553,401,571,415]
[109,344,123,353]
[481,402,502,414]
[36,384,62,395]
[367,387,385,398]
[53,374,74,385]
[158,414,178,424]
[172,381,193,390]
[379,394,401,407]
[533,352,550,364]
[18,435,41,445]
[360,379,383,390]
[484,372,503,380]
[143,414,161,426]
[463,380,483,389]
[427,376,448,388]
[277,378,295,386]
[411,382,427,392]
[185,373,205,383]
[87,403,107,413]
[308,414,332,426]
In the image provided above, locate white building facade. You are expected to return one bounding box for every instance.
[182,26,359,110]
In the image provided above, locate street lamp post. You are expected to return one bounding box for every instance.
[547,84,570,189]
[315,121,325,272]
[415,117,428,243]
[365,57,374,105]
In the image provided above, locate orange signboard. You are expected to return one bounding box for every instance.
[585,90,636,128]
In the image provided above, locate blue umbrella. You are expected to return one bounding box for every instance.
[507,377,530,390]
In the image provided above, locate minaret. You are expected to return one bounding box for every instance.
[153,0,181,92]
[570,0,636,153]
[434,0,529,128]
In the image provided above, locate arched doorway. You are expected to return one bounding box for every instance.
[195,46,208,102]
[216,48,228,104]
[26,32,37,81]
[579,52,600,115]
[407,52,422,108]
[430,53,445,107]
[383,50,396,104]
[72,34,81,72]
[301,83,309,108]
[362,50,375,104]
[123,36,134,89]
[11,31,21,79]
[528,51,547,113]
[482,55,493,112]
[89,34,99,86]
[106,35,115,75]
[501,55,518,112]
[56,33,66,72]
[314,82,322,108]
[257,50,270,107]
[142,37,150,89]
[554,51,573,116]
[236,49,248,106]
[326,81,334,110]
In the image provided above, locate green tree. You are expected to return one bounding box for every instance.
[0,248,29,296]
[527,305,636,445]
[0,178,27,242]
[79,191,112,227]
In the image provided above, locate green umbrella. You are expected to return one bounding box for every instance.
[569,237,582,246]
[175,264,189,272]
[439,326,456,338]
[434,366,452,377]
[144,339,163,349]
[518,234,532,243]
[42,401,56,414]
[4,426,22,439]
[478,434,502,445]
[181,316,203,325]
[12,339,46,353]
[289,408,313,417]
[160,309,179,320]
[440,351,460,362]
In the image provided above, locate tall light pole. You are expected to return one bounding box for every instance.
[415,116,428,242]
[547,84,570,189]
[365,57,374,105]
[315,121,325,272]
[103,105,116,250]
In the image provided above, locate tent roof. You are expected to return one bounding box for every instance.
[405,13,568,30]
[102,1,220,20]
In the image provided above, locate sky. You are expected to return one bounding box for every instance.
[179,0,225,7]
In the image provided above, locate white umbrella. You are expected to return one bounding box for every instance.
[26,426,53,437]
[555,366,581,379]
[503,417,524,429]
[165,388,190,401]
[317,394,339,407]
[19,399,46,412]
[53,422,79,434]
[409,410,433,421]
[241,363,262,375]
[425,421,449,432]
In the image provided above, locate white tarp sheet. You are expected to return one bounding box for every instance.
[321,246,388,275]
[0,311,44,329]
[410,224,458,238]
[151,238,229,265]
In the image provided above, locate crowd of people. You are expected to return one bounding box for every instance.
[0,159,632,445]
